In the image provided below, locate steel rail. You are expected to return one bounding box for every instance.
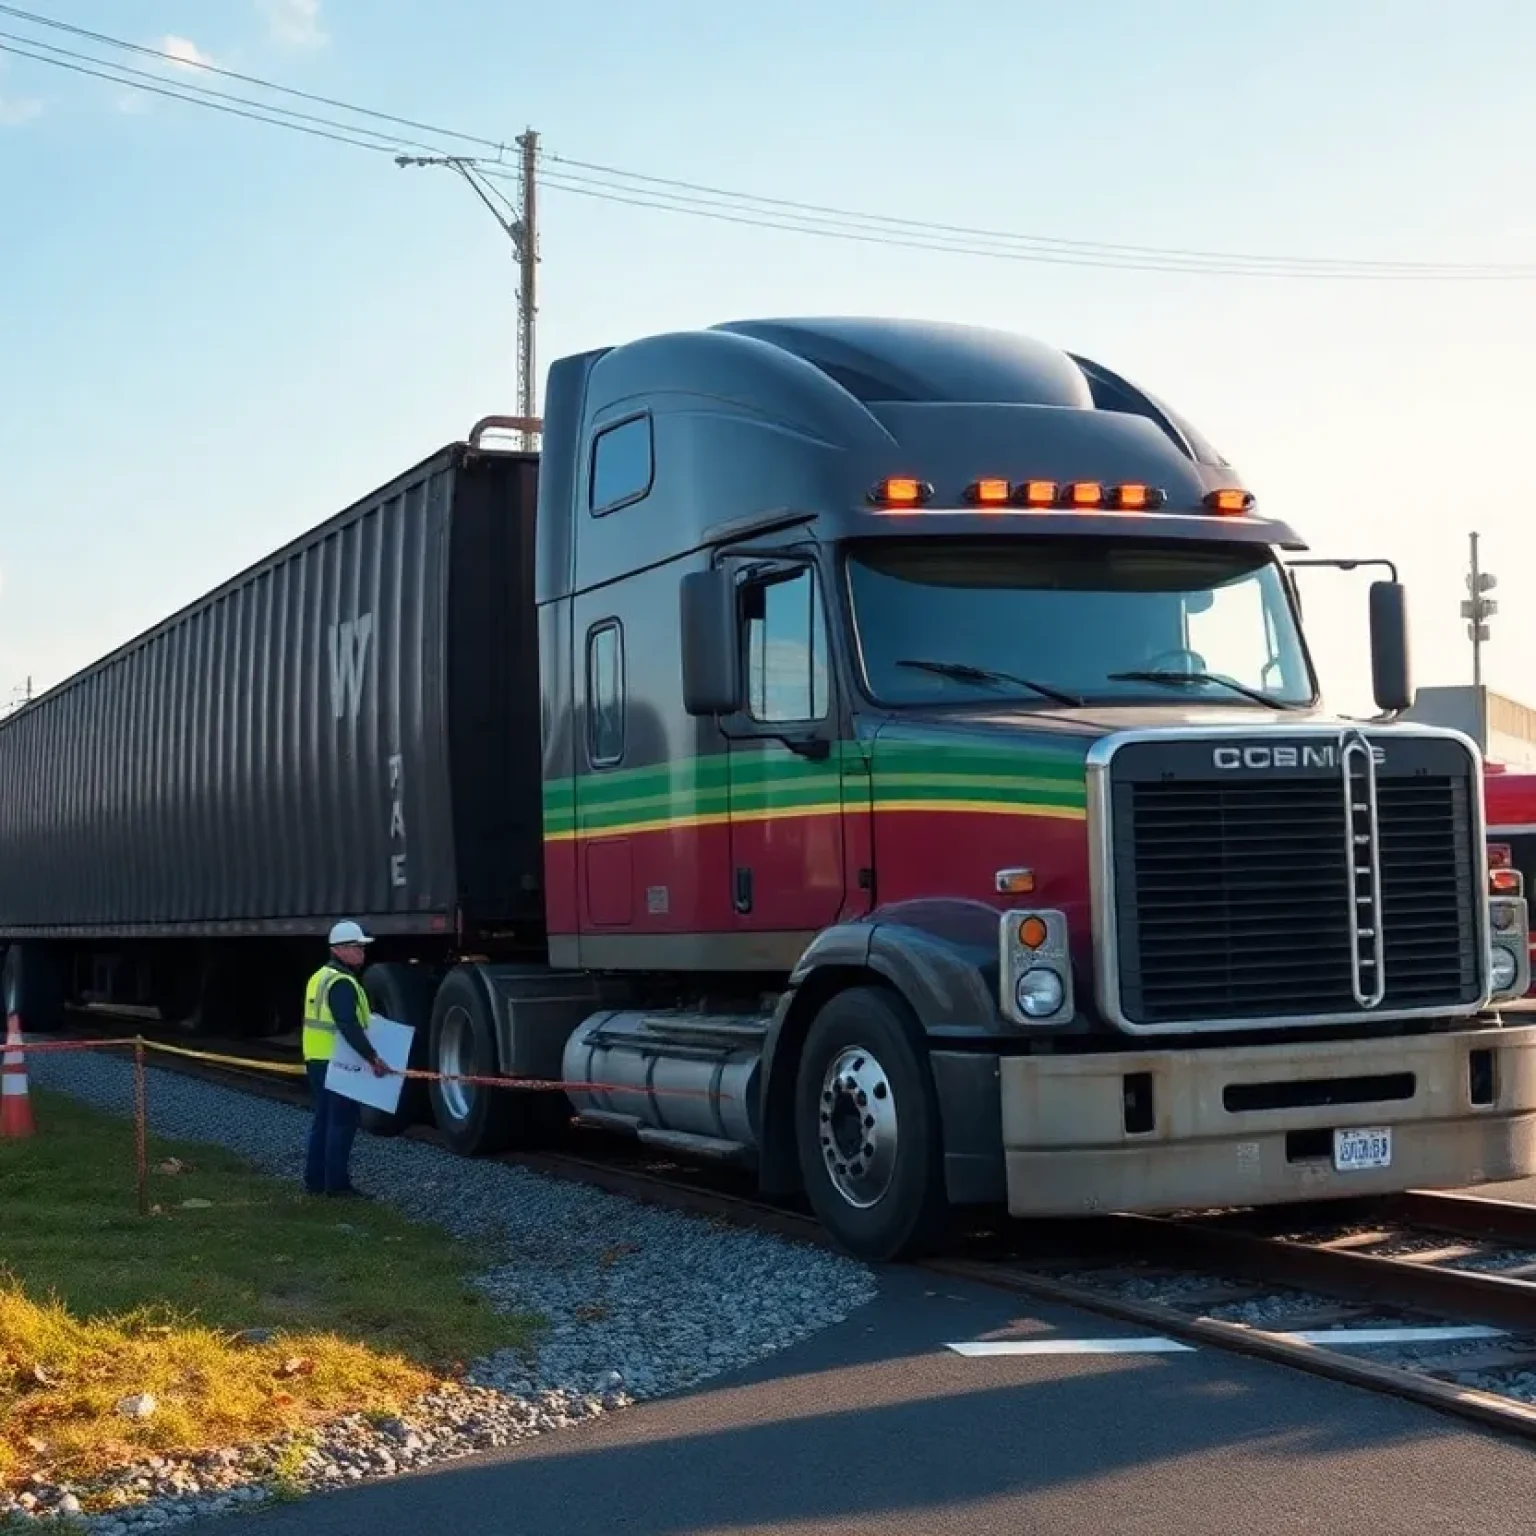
[1112,1211,1536,1334]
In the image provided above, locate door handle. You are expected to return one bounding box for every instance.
[733,866,754,915]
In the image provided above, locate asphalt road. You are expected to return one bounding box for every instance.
[1466,1172,1536,1204]
[187,1267,1536,1536]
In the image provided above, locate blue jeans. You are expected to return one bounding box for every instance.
[305,1059,360,1194]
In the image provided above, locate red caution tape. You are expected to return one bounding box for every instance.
[14,1034,729,1099]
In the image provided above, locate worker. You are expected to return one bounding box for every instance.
[302,920,389,1197]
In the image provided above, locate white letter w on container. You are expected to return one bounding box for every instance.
[328,614,374,721]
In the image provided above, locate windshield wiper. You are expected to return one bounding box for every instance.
[895,658,1083,707]
[1106,669,1298,710]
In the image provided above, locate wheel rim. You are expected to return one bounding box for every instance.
[818,1044,897,1210]
[439,1005,476,1122]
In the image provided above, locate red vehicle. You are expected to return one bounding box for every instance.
[1486,762,1536,996]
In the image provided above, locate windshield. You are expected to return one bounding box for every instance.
[845,537,1315,708]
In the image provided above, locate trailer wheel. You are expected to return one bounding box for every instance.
[794,985,947,1263]
[427,968,522,1156]
[358,963,435,1138]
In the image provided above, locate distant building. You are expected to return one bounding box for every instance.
[1402,685,1536,770]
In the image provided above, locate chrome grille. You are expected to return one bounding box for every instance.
[1105,733,1482,1028]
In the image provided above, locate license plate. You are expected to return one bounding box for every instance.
[1333,1126,1392,1172]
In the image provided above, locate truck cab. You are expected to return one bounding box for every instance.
[510,316,1536,1260]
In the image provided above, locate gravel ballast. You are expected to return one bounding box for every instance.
[11,1051,877,1530]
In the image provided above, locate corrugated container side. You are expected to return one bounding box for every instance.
[0,444,543,938]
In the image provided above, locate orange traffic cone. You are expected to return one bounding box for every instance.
[2,1012,35,1138]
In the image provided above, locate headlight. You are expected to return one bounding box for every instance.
[1492,903,1518,933]
[999,907,1073,1025]
[1015,967,1065,1018]
[1491,943,1519,993]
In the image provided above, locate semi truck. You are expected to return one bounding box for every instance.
[3,316,1534,1261]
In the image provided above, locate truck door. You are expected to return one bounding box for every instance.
[726,557,850,937]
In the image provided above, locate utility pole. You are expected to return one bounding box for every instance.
[516,129,538,447]
[397,128,541,451]
[1461,531,1497,686]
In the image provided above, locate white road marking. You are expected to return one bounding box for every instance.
[947,1324,1507,1357]
[947,1337,1196,1356]
[1281,1325,1504,1346]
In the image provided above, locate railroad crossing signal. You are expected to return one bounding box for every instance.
[1464,533,1496,683]
[1462,574,1497,637]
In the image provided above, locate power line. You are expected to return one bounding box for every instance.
[0,30,457,155]
[528,171,1299,276]
[541,151,1536,278]
[4,7,1534,280]
[523,169,1536,280]
[0,38,413,155]
[0,2,509,154]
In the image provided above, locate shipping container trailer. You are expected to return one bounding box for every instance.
[0,444,544,1033]
[4,315,1536,1262]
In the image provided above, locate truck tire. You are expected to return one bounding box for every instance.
[427,967,522,1156]
[794,985,947,1263]
[359,963,436,1138]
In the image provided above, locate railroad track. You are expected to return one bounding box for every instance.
[934,1194,1536,1443]
[29,1010,1536,1447]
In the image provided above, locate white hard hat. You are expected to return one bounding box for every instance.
[328,920,374,948]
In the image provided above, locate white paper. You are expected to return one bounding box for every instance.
[324,1015,415,1114]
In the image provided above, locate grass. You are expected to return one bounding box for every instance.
[0,1089,540,1490]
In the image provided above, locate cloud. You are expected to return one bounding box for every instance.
[0,57,41,124]
[161,35,217,71]
[108,36,210,114]
[259,0,326,49]
[0,94,41,126]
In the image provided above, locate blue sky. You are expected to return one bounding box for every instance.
[2,0,1534,719]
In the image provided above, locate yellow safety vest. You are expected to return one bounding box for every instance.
[302,964,371,1062]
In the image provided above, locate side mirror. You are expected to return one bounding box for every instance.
[1368,580,1414,713]
[680,568,741,716]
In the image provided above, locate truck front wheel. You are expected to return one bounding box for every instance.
[793,985,947,1263]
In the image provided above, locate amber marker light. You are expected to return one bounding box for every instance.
[966,478,1012,507]
[1015,480,1058,508]
[1018,915,1049,950]
[1109,483,1167,511]
[995,868,1036,896]
[1205,488,1255,515]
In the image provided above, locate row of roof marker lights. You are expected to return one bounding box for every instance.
[867,477,1256,515]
